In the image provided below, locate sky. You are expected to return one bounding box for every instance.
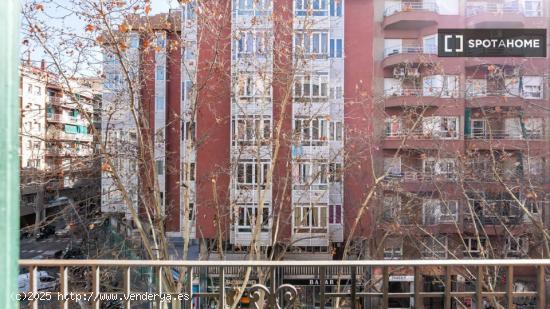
[24,0,180,76]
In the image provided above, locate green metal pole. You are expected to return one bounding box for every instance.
[0,0,21,308]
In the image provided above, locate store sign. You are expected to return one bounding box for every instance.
[438,29,547,57]
[389,276,414,282]
[283,279,339,286]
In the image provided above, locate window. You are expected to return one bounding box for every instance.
[294,204,328,233]
[329,121,343,141]
[183,41,197,60]
[329,204,342,224]
[524,0,542,17]
[295,161,328,189]
[183,162,196,181]
[155,96,165,111]
[105,73,122,89]
[183,1,196,20]
[523,157,544,176]
[237,160,270,188]
[237,204,270,232]
[422,116,459,139]
[329,38,343,58]
[384,157,402,177]
[183,203,195,222]
[465,79,487,98]
[423,158,457,180]
[470,119,487,138]
[421,235,448,259]
[524,118,544,139]
[295,31,329,57]
[383,195,401,221]
[235,30,271,57]
[235,74,271,99]
[526,200,540,215]
[423,200,458,225]
[506,236,529,256]
[182,121,196,142]
[294,74,329,100]
[384,242,403,260]
[155,33,166,48]
[294,117,328,145]
[329,0,342,16]
[128,34,139,49]
[156,66,165,80]
[232,115,271,146]
[423,75,458,98]
[236,0,271,16]
[330,85,343,99]
[156,160,164,175]
[463,237,487,257]
[522,76,543,99]
[27,84,33,93]
[385,117,402,137]
[384,78,403,97]
[422,35,438,54]
[35,86,41,95]
[329,163,342,182]
[183,80,194,104]
[296,0,328,16]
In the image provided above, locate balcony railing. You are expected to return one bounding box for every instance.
[384,88,422,97]
[47,96,62,105]
[384,45,437,58]
[466,2,543,17]
[385,129,459,140]
[384,2,439,17]
[18,259,548,308]
[46,113,88,126]
[467,130,544,140]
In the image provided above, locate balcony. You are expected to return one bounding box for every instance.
[466,2,545,28]
[47,96,62,106]
[384,88,460,108]
[17,259,548,308]
[48,131,94,142]
[45,147,93,157]
[383,123,462,150]
[382,46,437,68]
[383,2,439,30]
[46,113,88,126]
[466,129,546,151]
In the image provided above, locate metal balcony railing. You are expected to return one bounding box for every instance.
[467,130,544,140]
[466,2,543,17]
[18,259,548,309]
[385,129,459,140]
[384,2,439,17]
[384,88,422,97]
[384,45,438,58]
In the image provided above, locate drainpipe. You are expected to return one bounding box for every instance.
[0,0,21,308]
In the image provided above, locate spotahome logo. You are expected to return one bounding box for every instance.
[438,29,546,57]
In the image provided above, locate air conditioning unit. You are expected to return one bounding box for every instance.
[393,67,406,78]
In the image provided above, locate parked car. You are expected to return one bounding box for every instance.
[18,271,59,292]
[63,247,85,259]
[55,224,75,238]
[35,225,55,241]
[47,196,70,207]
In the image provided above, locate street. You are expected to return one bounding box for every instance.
[20,237,71,259]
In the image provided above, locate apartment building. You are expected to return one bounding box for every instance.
[20,61,99,227]
[375,0,549,307]
[101,0,549,307]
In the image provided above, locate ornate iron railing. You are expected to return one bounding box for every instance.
[18,259,548,309]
